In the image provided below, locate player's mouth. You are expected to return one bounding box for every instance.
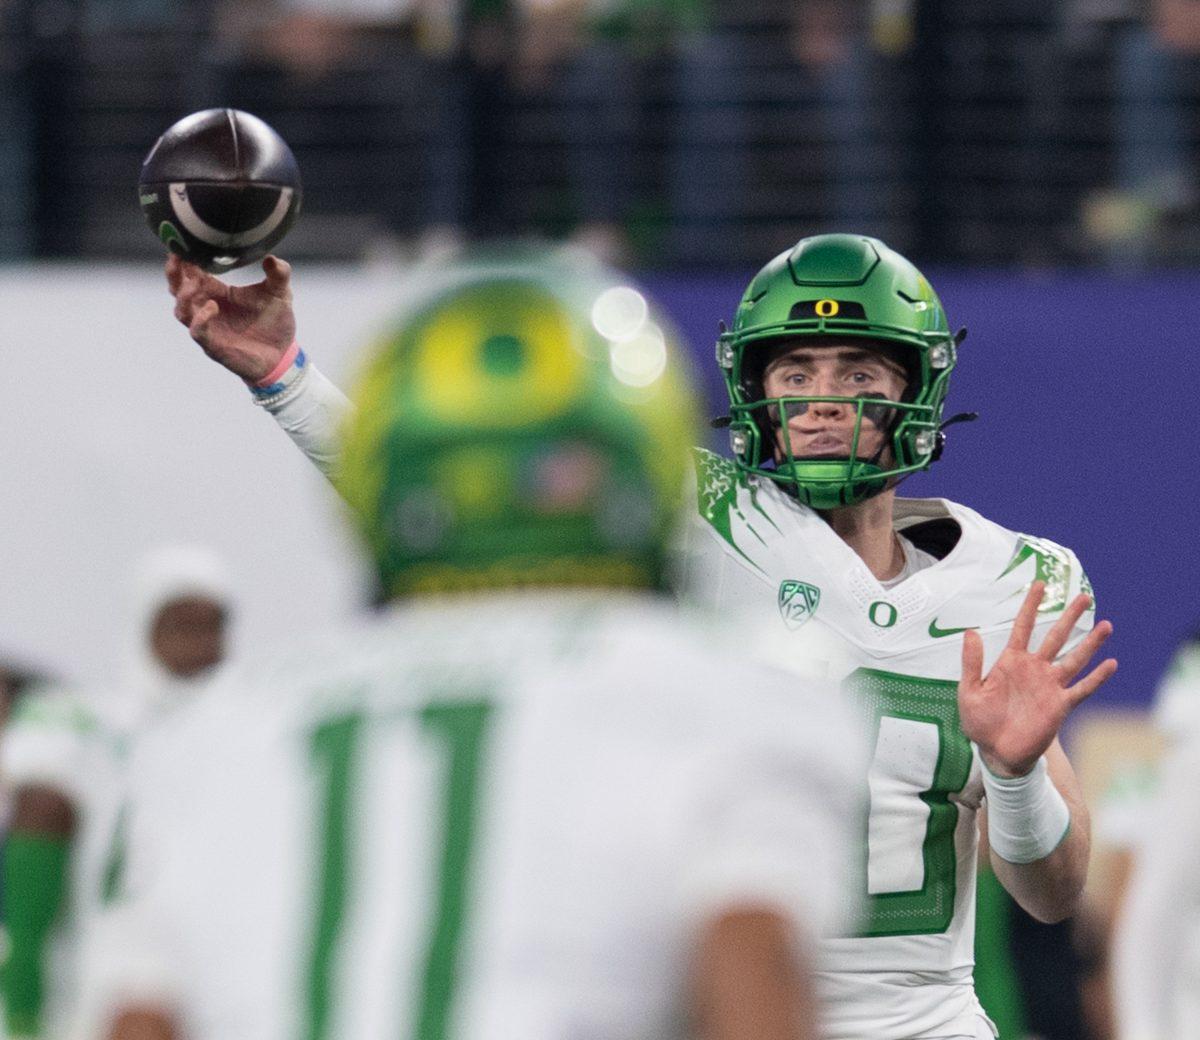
[793,431,852,456]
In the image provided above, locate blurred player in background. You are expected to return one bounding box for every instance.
[1112,722,1200,1038]
[83,257,867,1040]
[159,232,1118,1040]
[1110,631,1200,1040]
[0,546,231,1040]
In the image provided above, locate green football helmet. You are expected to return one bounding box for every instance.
[718,234,961,510]
[337,254,699,597]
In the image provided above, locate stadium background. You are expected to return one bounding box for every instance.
[3,0,1195,710]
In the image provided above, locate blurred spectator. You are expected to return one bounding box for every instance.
[515,0,636,263]
[516,0,747,266]
[790,0,907,239]
[1068,0,1200,266]
[0,3,32,258]
[0,545,233,1040]
[212,0,475,261]
[77,0,185,32]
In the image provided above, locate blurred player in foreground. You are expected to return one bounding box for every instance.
[160,234,1118,1040]
[82,258,867,1040]
[1,546,231,1040]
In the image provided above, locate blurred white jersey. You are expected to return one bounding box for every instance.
[677,450,1095,1040]
[0,684,145,1036]
[1115,732,1200,1040]
[1153,637,1200,746]
[80,592,865,1040]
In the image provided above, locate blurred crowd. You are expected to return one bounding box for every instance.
[6,0,1200,266]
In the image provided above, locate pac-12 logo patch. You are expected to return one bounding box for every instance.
[778,580,821,630]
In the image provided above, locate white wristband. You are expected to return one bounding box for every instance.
[981,754,1071,864]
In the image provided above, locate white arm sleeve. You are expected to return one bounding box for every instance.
[259,363,353,479]
[1114,737,1200,1040]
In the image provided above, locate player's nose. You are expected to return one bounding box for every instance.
[807,389,849,416]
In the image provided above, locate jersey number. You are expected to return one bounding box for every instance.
[305,699,493,1040]
[844,668,973,937]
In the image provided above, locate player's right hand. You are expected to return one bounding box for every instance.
[958,581,1117,779]
[166,254,297,384]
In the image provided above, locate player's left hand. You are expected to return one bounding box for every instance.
[958,581,1117,779]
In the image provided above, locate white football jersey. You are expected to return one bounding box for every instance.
[677,450,1095,1040]
[78,592,866,1040]
[0,684,145,1037]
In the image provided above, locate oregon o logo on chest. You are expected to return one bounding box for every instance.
[815,298,840,317]
[868,601,898,628]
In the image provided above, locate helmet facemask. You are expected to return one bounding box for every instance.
[730,386,943,510]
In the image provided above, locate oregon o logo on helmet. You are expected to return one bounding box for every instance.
[868,601,898,628]
[415,293,585,425]
[815,298,840,317]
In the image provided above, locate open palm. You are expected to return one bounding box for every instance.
[958,581,1116,778]
[166,254,296,383]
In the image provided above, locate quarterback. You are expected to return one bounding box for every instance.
[83,259,868,1040]
[160,235,1116,1040]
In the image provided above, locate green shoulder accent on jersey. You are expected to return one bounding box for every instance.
[1079,567,1094,605]
[997,535,1073,613]
[692,448,778,571]
[9,696,97,734]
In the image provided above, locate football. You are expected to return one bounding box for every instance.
[138,108,302,273]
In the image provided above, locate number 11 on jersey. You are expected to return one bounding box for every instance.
[305,699,494,1040]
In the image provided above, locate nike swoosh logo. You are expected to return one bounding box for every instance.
[928,619,978,638]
